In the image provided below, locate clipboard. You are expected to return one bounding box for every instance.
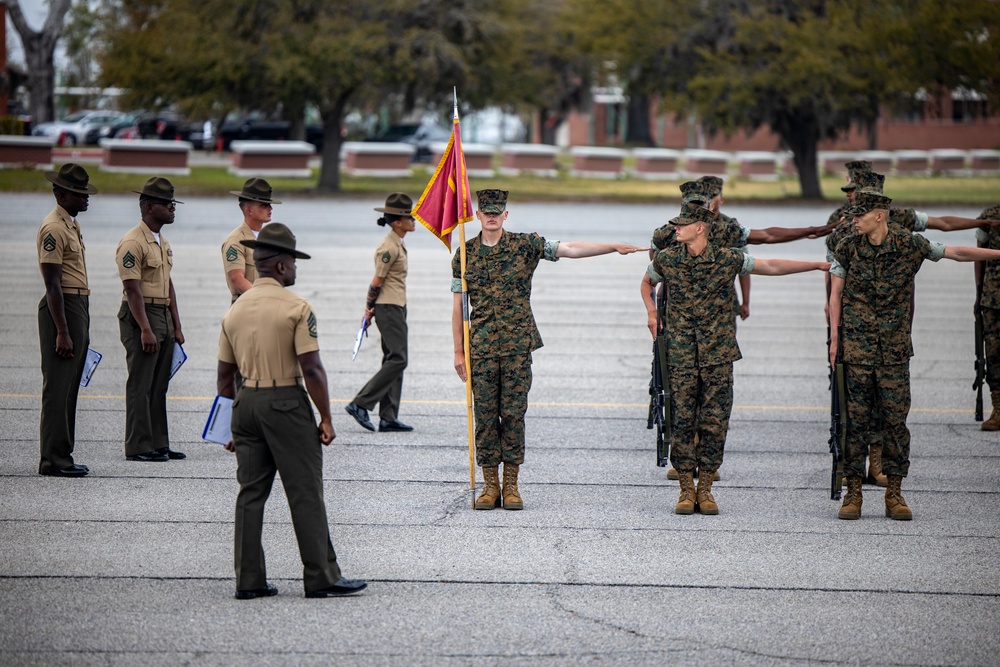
[169,342,187,379]
[80,348,102,387]
[202,395,233,445]
[352,317,370,361]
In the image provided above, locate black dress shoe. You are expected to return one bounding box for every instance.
[126,451,169,462]
[345,402,375,431]
[156,447,186,460]
[305,577,367,598]
[235,582,278,600]
[40,464,89,477]
[379,419,413,432]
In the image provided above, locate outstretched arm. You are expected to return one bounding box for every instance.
[748,221,836,245]
[556,242,647,258]
[928,216,1000,232]
[751,259,831,276]
[943,246,1000,262]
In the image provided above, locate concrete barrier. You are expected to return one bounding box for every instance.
[99,139,191,175]
[229,140,314,178]
[858,150,894,175]
[499,143,559,177]
[893,150,931,176]
[930,149,969,175]
[630,148,681,180]
[341,142,415,177]
[969,149,1000,175]
[819,151,858,176]
[569,146,626,179]
[736,151,779,181]
[429,142,496,178]
[681,149,730,179]
[0,135,55,170]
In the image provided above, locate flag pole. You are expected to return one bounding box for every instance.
[455,88,477,504]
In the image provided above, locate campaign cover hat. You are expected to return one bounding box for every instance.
[44,163,98,195]
[374,192,413,215]
[132,176,183,203]
[229,177,282,204]
[240,222,311,259]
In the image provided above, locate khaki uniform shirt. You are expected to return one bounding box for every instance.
[218,277,320,382]
[221,223,258,299]
[976,205,1000,309]
[373,231,407,306]
[116,222,173,300]
[647,245,755,368]
[451,231,559,359]
[830,226,944,365]
[37,205,88,290]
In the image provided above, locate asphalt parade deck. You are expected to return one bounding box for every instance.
[0,193,996,666]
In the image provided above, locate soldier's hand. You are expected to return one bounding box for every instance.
[646,312,658,339]
[174,327,185,346]
[614,244,648,255]
[223,440,235,453]
[740,303,750,320]
[811,221,838,238]
[454,352,467,382]
[141,328,159,354]
[364,306,375,320]
[55,331,75,358]
[828,338,838,369]
[319,418,334,445]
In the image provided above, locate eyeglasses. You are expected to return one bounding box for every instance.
[154,201,176,209]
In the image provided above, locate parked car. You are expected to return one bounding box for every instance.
[218,115,324,151]
[31,109,124,146]
[85,111,142,145]
[365,122,452,162]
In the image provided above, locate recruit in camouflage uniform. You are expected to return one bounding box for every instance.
[642,206,829,515]
[452,189,644,511]
[976,204,1000,430]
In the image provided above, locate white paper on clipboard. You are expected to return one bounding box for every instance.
[202,395,233,445]
[170,342,187,379]
[80,348,102,387]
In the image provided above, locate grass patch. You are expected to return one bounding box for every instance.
[4,161,998,206]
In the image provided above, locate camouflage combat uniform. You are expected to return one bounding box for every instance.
[451,230,559,466]
[646,244,756,473]
[831,227,945,478]
[825,207,929,261]
[976,205,1000,391]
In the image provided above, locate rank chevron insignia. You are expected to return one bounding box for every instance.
[226,245,238,262]
[307,311,318,338]
[42,233,57,252]
[122,251,136,269]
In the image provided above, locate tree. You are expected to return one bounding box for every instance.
[4,0,73,124]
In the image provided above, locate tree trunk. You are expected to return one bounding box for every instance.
[5,0,72,124]
[625,93,654,146]
[780,124,823,200]
[316,111,344,193]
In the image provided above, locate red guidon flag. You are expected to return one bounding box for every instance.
[412,117,474,251]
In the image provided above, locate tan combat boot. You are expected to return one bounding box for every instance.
[474,466,501,510]
[838,476,863,520]
[696,468,719,515]
[668,468,720,481]
[675,471,696,515]
[982,390,1000,431]
[885,475,913,521]
[865,444,888,487]
[501,463,523,510]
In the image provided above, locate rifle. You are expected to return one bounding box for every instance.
[647,290,670,467]
[973,288,986,422]
[828,326,846,501]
